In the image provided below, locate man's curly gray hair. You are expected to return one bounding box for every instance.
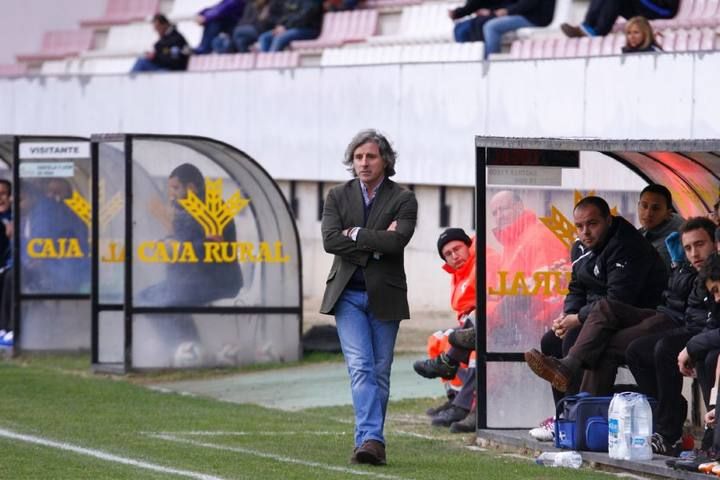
[342,129,397,178]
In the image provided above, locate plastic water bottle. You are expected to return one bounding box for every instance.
[608,393,631,460]
[535,451,582,468]
[629,394,653,461]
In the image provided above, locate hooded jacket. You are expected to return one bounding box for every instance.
[564,215,668,322]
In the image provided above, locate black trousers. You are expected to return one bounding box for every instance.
[541,326,582,406]
[584,0,679,35]
[626,327,694,443]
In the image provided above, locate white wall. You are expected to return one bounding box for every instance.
[0,0,104,64]
[0,52,716,187]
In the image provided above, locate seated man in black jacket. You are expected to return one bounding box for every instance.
[257,0,322,52]
[624,219,718,455]
[131,14,190,73]
[481,0,556,58]
[449,0,510,43]
[527,218,714,400]
[561,0,678,38]
[526,196,667,405]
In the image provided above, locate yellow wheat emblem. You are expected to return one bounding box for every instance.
[540,190,620,248]
[178,178,250,237]
[64,179,123,228]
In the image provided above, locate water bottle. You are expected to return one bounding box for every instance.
[608,393,631,460]
[535,451,582,468]
[629,394,653,461]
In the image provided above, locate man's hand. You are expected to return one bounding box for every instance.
[447,8,455,19]
[196,15,206,25]
[678,347,695,377]
[494,8,508,16]
[476,8,491,16]
[274,25,286,35]
[144,51,155,60]
[552,314,580,339]
[706,408,716,426]
[387,220,397,231]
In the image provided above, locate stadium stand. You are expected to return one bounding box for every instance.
[366,3,459,45]
[361,0,420,10]
[255,50,300,68]
[80,0,160,28]
[290,10,379,50]
[168,0,211,21]
[0,63,28,77]
[188,51,255,70]
[16,29,94,63]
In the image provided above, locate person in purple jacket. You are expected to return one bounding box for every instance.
[195,0,246,54]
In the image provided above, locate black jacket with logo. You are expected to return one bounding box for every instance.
[564,215,668,322]
[656,261,699,325]
[153,26,189,71]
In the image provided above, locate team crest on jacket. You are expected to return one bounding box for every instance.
[593,264,600,277]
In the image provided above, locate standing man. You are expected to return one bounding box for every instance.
[320,129,417,466]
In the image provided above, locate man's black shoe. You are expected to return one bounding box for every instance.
[426,399,453,417]
[431,405,468,427]
[450,410,476,433]
[413,354,458,380]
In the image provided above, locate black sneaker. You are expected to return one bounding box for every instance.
[702,426,715,451]
[426,399,453,417]
[448,327,476,350]
[450,410,476,433]
[651,432,680,456]
[431,405,468,427]
[413,354,458,380]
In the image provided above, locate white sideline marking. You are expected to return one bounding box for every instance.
[152,433,415,480]
[0,428,226,480]
[149,431,348,437]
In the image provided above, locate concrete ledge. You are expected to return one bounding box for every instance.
[476,429,710,480]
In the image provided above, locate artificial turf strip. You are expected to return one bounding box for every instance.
[0,360,614,480]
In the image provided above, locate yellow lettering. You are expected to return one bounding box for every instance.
[42,239,59,258]
[531,271,551,295]
[220,242,237,262]
[101,241,124,263]
[66,238,83,258]
[257,242,274,262]
[138,241,157,262]
[204,242,222,263]
[273,241,290,263]
[237,242,256,262]
[510,272,531,295]
[178,242,199,263]
[155,242,171,263]
[488,271,510,295]
[27,238,45,258]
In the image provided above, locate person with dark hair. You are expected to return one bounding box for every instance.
[131,14,190,72]
[212,0,282,53]
[526,217,713,403]
[525,195,667,409]
[321,129,417,466]
[625,218,718,455]
[257,0,322,52]
[561,0,678,38]
[637,184,684,272]
[137,163,242,365]
[193,0,245,54]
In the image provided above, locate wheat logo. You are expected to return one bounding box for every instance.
[63,179,123,229]
[178,178,250,237]
[539,190,619,249]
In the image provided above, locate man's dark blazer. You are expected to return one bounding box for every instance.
[320,178,417,321]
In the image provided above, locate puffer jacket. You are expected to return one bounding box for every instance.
[656,261,698,325]
[564,215,668,322]
[683,284,720,359]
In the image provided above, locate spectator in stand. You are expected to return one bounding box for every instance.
[622,16,662,53]
[481,0,556,59]
[626,221,718,455]
[194,0,246,54]
[561,0,678,38]
[638,184,684,273]
[448,0,510,43]
[213,0,281,53]
[257,0,323,52]
[131,15,190,73]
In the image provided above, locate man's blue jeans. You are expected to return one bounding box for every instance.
[334,289,400,447]
[258,28,318,52]
[130,57,167,72]
[482,15,535,58]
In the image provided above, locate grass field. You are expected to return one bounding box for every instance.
[0,354,616,480]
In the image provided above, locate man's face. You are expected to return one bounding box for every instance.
[638,191,671,231]
[153,20,168,36]
[490,192,522,229]
[168,176,191,203]
[352,142,386,186]
[442,240,470,270]
[682,228,715,271]
[706,278,720,304]
[0,183,10,213]
[574,204,611,250]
